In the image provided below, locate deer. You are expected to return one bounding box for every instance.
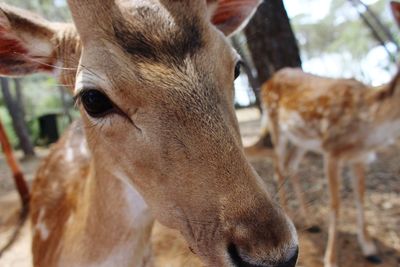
[255,3,400,267]
[0,1,300,267]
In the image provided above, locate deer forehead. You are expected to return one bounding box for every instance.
[76,2,236,81]
[113,4,205,61]
[78,1,213,62]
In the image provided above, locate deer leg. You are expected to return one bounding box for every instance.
[272,135,290,211]
[286,147,319,232]
[324,154,340,267]
[268,114,290,211]
[350,162,381,264]
[285,147,306,216]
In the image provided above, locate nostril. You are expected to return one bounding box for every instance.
[275,247,298,267]
[228,243,299,267]
[228,243,255,267]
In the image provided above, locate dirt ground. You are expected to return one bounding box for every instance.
[0,108,399,267]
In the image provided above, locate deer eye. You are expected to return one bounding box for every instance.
[234,61,242,80]
[80,90,115,118]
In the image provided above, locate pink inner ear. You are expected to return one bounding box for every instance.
[0,26,54,74]
[0,27,26,54]
[210,0,260,35]
[212,1,250,24]
[0,26,28,74]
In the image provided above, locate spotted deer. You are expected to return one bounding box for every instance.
[257,3,400,267]
[0,1,300,267]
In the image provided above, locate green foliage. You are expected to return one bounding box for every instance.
[291,0,398,71]
[2,0,70,21]
[0,77,74,147]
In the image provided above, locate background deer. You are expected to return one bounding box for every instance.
[0,1,300,267]
[257,3,400,266]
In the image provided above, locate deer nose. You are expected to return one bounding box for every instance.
[228,243,299,267]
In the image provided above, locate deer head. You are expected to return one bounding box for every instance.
[0,1,298,266]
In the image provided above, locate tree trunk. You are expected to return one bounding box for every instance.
[14,79,26,119]
[1,77,35,157]
[59,86,73,123]
[244,0,301,148]
[244,0,302,85]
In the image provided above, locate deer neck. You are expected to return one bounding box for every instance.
[63,161,155,267]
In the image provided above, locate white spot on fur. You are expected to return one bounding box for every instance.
[65,147,74,162]
[66,213,74,226]
[260,109,269,132]
[287,131,322,152]
[79,141,88,155]
[365,153,377,163]
[280,111,323,152]
[124,185,152,228]
[35,208,50,241]
[112,169,153,228]
[366,120,400,147]
[67,170,154,267]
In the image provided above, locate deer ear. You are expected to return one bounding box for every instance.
[207,0,262,37]
[391,1,400,28]
[0,4,58,76]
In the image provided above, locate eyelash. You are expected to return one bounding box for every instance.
[234,61,242,80]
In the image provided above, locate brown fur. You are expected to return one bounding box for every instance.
[259,67,400,267]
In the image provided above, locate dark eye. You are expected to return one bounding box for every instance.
[80,90,115,117]
[234,61,242,80]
